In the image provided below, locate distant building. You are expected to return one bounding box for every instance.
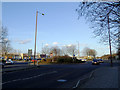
[101,53,118,60]
[101,54,110,60]
[21,53,28,59]
[4,53,21,60]
[28,49,32,57]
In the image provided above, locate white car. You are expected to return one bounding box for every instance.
[78,59,86,62]
[5,59,14,65]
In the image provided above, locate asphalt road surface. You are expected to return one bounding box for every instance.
[2,61,118,88]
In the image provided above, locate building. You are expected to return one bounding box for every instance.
[28,49,32,58]
[21,53,28,59]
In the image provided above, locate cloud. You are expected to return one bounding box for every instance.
[62,45,66,47]
[53,42,58,45]
[68,44,72,47]
[62,44,76,47]
[15,39,32,44]
[79,43,88,47]
[45,44,49,46]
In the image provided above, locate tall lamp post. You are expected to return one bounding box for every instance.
[34,11,44,66]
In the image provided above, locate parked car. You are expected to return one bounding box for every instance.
[92,59,100,65]
[97,59,104,63]
[32,59,38,62]
[78,59,86,63]
[37,58,41,60]
[81,59,87,62]
[5,59,14,65]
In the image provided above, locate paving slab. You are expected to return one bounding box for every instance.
[80,66,119,88]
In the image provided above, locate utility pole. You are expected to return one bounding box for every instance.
[107,15,113,67]
[100,8,113,67]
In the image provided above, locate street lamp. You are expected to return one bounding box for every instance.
[34,10,44,66]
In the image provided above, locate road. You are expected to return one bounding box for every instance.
[2,61,118,88]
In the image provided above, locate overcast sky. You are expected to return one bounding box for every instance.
[2,2,116,56]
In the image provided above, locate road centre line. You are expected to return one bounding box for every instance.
[2,71,57,85]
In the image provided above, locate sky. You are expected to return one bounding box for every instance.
[2,2,116,56]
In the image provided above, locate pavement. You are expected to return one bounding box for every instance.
[77,60,120,89]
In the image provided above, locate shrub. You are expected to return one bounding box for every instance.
[57,56,73,63]
[57,56,64,63]
[46,58,52,63]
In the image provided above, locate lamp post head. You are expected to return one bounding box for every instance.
[100,16,103,18]
[37,11,44,16]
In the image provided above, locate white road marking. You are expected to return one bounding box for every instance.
[2,79,21,85]
[73,79,80,88]
[73,69,96,88]
[2,71,57,85]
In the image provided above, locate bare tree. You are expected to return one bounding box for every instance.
[0,27,12,57]
[66,44,77,57]
[62,46,69,56]
[12,49,21,54]
[76,2,120,48]
[82,47,97,57]
[50,46,62,56]
[89,49,97,58]
[82,47,91,56]
[42,45,51,55]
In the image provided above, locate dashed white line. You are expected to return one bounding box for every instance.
[2,71,57,85]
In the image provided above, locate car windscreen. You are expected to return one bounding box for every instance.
[93,60,98,62]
